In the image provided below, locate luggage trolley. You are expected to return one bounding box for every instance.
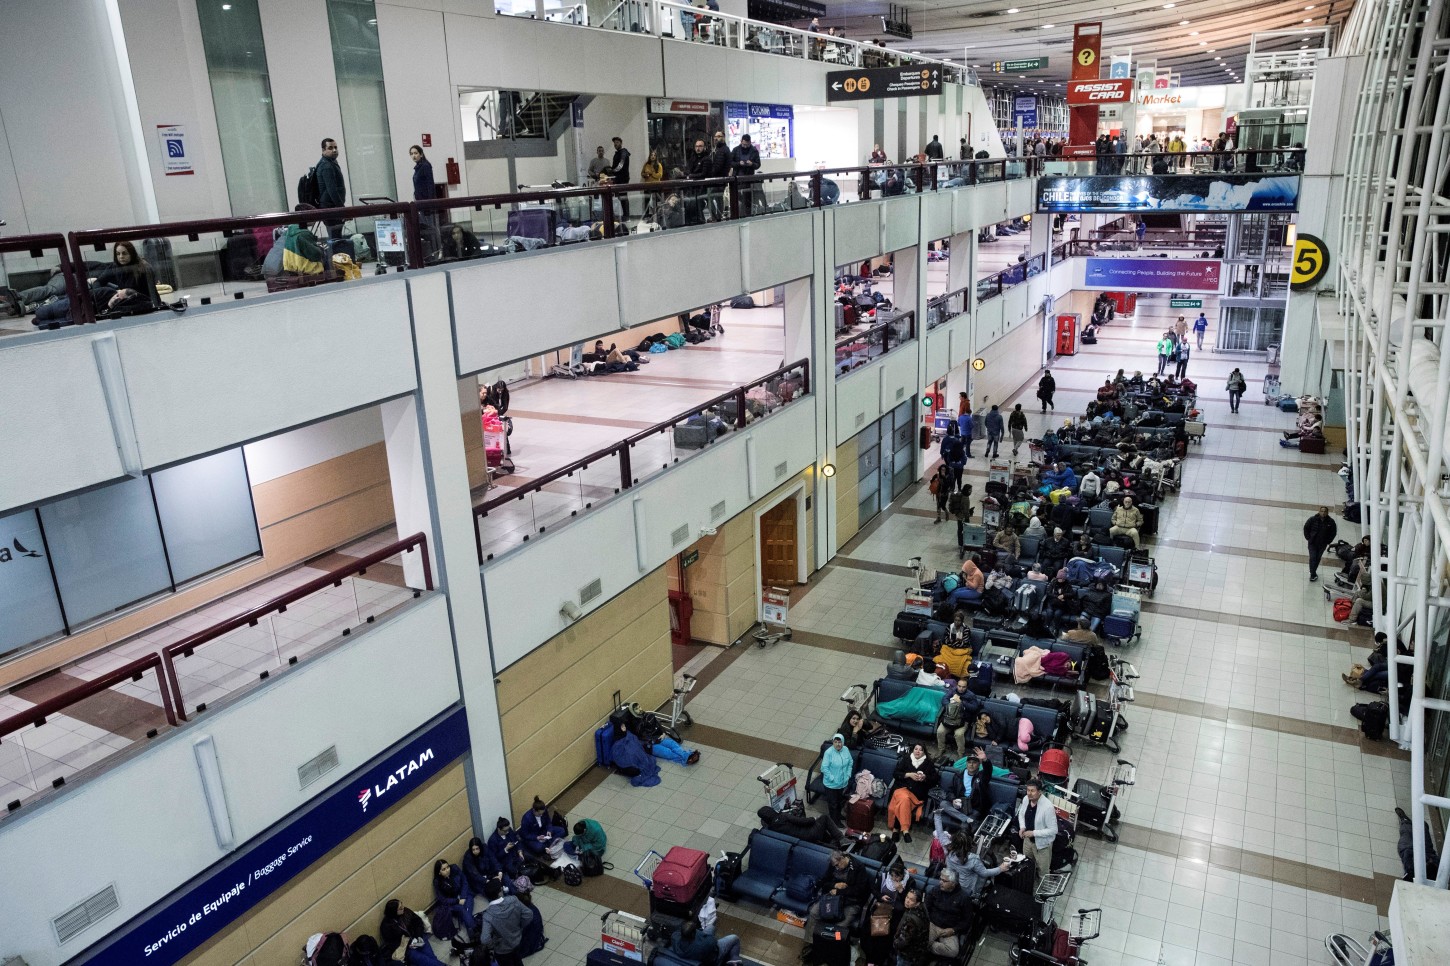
[1009,907,1103,965]
[754,587,793,648]
[758,761,802,813]
[632,849,714,941]
[598,910,651,963]
[1069,656,1137,752]
[1325,929,1394,966]
[1055,760,1135,842]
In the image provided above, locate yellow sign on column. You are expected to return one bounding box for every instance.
[1290,232,1330,290]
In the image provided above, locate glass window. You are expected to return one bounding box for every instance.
[151,449,262,584]
[0,509,67,656]
[326,0,396,201]
[40,478,173,627]
[195,0,286,215]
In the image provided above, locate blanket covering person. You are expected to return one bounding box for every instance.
[1013,646,1050,684]
[609,730,662,786]
[878,687,951,725]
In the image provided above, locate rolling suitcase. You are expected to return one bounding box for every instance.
[893,611,930,642]
[812,921,853,966]
[587,951,633,966]
[594,725,615,768]
[652,847,711,903]
[1138,502,1159,536]
[846,798,876,835]
[981,884,1040,937]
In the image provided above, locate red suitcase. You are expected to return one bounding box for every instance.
[846,797,876,835]
[1039,747,1070,785]
[652,846,711,903]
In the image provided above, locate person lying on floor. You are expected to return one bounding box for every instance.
[609,725,662,786]
[647,733,701,765]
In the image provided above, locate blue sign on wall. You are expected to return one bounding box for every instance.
[75,707,471,966]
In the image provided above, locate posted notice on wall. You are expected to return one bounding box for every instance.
[156,124,194,176]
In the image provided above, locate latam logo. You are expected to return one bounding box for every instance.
[357,747,435,813]
[1067,79,1132,105]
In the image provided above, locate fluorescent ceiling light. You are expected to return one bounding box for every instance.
[1042,24,1055,29]
[1006,7,1020,12]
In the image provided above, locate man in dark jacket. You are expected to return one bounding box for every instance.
[1008,404,1029,458]
[1037,370,1056,413]
[316,138,347,239]
[924,135,944,161]
[730,134,762,214]
[983,405,1004,458]
[608,136,632,183]
[803,851,868,952]
[1303,506,1338,581]
[707,132,732,219]
[924,869,974,958]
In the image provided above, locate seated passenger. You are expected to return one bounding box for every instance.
[923,869,975,958]
[803,851,869,954]
[34,241,162,327]
[518,797,568,859]
[936,678,978,754]
[1079,469,1102,501]
[488,817,525,878]
[840,708,882,751]
[572,818,608,858]
[442,224,482,260]
[887,743,938,842]
[1023,508,1046,537]
[609,725,662,787]
[281,218,325,275]
[1109,496,1144,548]
[1043,572,1079,630]
[461,835,502,894]
[1040,527,1073,575]
[1061,617,1101,648]
[1080,580,1113,632]
[1041,462,1078,492]
[756,804,846,845]
[672,919,743,966]
[433,858,480,943]
[1096,379,1118,402]
[1127,370,1145,388]
[991,526,1020,564]
[379,899,446,966]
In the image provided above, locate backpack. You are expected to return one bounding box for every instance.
[1351,701,1389,740]
[349,936,382,966]
[562,864,584,886]
[305,933,349,966]
[581,850,606,876]
[297,167,321,208]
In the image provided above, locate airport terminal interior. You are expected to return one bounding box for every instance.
[3,1,1450,965]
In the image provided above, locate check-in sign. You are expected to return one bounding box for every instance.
[1066,79,1133,105]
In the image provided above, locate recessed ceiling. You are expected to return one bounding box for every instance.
[809,1,1349,87]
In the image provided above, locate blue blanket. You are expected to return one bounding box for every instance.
[610,731,661,787]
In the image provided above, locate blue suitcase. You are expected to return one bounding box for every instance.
[594,724,615,768]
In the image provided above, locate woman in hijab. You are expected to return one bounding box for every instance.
[819,732,854,825]
[887,742,938,843]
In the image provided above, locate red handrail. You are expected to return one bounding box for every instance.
[0,653,177,746]
[0,232,90,326]
[473,359,810,560]
[160,532,432,720]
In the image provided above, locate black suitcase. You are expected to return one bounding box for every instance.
[981,884,1040,938]
[1000,855,1038,893]
[894,611,930,642]
[1138,502,1159,536]
[812,921,853,966]
[587,951,633,966]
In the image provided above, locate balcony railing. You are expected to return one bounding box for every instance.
[1,158,1039,338]
[976,253,1046,303]
[0,534,431,816]
[473,359,810,561]
[835,311,915,379]
[925,286,969,331]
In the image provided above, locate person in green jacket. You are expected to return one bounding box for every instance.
[572,819,607,857]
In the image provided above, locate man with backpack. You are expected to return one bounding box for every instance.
[1007,403,1029,458]
[312,138,347,239]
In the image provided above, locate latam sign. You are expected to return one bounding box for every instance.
[1066,78,1133,105]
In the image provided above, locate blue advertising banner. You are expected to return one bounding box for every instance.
[1036,173,1301,213]
[1013,95,1038,129]
[75,707,471,966]
[1082,257,1224,293]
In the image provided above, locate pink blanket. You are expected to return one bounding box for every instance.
[1014,646,1048,684]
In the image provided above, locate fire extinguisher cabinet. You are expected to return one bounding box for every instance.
[1055,313,1080,356]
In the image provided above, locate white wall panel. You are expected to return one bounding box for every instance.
[115,279,417,470]
[1004,284,1030,327]
[743,214,815,291]
[0,338,126,513]
[451,245,621,374]
[836,365,882,444]
[834,203,884,266]
[483,401,816,668]
[977,297,1005,346]
[926,325,951,383]
[923,192,953,242]
[880,348,920,412]
[1005,178,1035,218]
[0,596,458,965]
[257,0,345,207]
[444,15,663,96]
[948,315,973,371]
[621,228,744,322]
[377,3,461,206]
[883,196,921,254]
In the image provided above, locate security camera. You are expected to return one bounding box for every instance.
[560,601,583,622]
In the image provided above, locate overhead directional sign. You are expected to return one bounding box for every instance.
[992,57,1048,73]
[826,66,942,102]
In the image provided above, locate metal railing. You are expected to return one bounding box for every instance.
[589,0,978,85]
[976,253,1046,303]
[835,310,915,379]
[0,534,430,814]
[925,286,969,331]
[2,157,1038,335]
[473,359,810,561]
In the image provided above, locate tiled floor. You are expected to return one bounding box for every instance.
[0,531,420,810]
[550,293,1406,966]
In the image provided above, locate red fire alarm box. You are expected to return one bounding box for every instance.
[1056,313,1080,356]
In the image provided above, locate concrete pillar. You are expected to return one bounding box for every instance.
[394,271,512,830]
[946,231,973,293]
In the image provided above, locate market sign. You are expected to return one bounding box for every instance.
[649,98,711,115]
[1066,78,1134,105]
[992,57,1048,72]
[826,65,942,102]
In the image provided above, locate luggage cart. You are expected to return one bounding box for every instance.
[1325,929,1394,966]
[754,588,793,648]
[974,810,1012,857]
[1009,907,1102,966]
[1054,760,1135,842]
[600,910,651,962]
[758,761,802,813]
[631,851,714,941]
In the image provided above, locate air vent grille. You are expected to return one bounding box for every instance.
[671,524,690,546]
[297,745,340,790]
[53,885,120,944]
[711,501,727,521]
[580,578,603,605]
[775,461,789,479]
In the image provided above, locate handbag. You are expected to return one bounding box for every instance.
[581,851,606,877]
[816,894,843,923]
[869,901,893,937]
